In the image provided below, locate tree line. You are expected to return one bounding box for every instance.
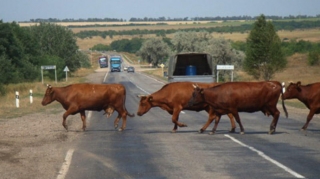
[0,21,90,95]
[75,20,320,39]
[22,14,320,23]
[92,15,319,81]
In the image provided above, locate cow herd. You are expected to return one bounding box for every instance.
[41,81,320,134]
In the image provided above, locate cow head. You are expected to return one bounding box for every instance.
[283,81,302,100]
[188,84,205,107]
[137,95,153,116]
[41,84,55,106]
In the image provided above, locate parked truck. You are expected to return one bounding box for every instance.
[167,52,215,83]
[109,55,122,72]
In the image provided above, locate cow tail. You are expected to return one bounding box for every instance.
[280,86,288,118]
[123,89,135,118]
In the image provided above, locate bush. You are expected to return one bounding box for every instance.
[308,51,320,66]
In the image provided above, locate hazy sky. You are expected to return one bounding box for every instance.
[1,0,319,22]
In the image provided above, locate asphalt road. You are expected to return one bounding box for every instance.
[64,70,320,179]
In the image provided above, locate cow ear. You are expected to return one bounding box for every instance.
[297,81,301,87]
[148,96,153,102]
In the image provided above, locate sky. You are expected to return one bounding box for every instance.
[1,0,320,22]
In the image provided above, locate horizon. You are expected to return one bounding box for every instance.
[1,0,319,23]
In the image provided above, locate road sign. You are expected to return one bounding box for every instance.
[216,65,235,82]
[41,65,57,84]
[41,65,56,70]
[63,66,70,72]
[217,65,234,70]
[160,63,165,68]
[64,66,69,81]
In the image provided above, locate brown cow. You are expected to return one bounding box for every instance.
[137,82,235,133]
[188,81,288,134]
[283,81,320,131]
[41,83,134,131]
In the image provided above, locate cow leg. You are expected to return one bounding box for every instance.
[269,109,280,135]
[301,109,316,131]
[62,106,79,131]
[171,107,187,133]
[199,108,216,133]
[80,111,86,131]
[199,114,215,133]
[62,112,71,131]
[233,112,244,134]
[227,113,236,133]
[113,114,121,129]
[119,113,127,132]
[210,115,221,135]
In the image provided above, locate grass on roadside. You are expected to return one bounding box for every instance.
[0,67,96,120]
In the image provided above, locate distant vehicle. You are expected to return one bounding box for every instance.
[98,56,108,68]
[110,56,122,72]
[124,66,128,71]
[168,52,215,83]
[127,66,135,73]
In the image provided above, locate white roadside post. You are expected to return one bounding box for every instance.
[15,91,19,108]
[63,66,70,82]
[30,89,33,104]
[160,63,165,76]
[282,82,286,93]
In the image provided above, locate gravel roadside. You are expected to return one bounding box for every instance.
[0,69,106,179]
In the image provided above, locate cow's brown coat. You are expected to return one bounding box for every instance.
[41,83,134,131]
[283,81,320,130]
[137,82,235,133]
[189,81,288,134]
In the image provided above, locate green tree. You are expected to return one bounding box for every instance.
[28,22,80,72]
[244,14,287,80]
[136,38,171,66]
[308,50,320,66]
[0,21,39,84]
[171,31,212,53]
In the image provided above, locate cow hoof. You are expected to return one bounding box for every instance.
[209,131,215,135]
[118,128,123,132]
[229,128,236,133]
[181,124,188,127]
[171,130,177,133]
[240,131,245,135]
[198,129,204,133]
[268,129,275,135]
[300,128,306,131]
[114,124,118,129]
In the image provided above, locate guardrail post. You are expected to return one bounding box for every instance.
[282,82,286,93]
[15,91,19,108]
[30,89,33,104]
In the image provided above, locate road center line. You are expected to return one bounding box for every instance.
[224,134,305,178]
[56,149,74,179]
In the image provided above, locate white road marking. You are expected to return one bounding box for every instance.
[56,149,75,179]
[103,70,109,82]
[224,134,305,178]
[56,110,93,179]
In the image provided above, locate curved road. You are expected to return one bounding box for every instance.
[62,69,320,179]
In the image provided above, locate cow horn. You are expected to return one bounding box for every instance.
[46,84,52,88]
[137,94,146,98]
[192,84,197,88]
